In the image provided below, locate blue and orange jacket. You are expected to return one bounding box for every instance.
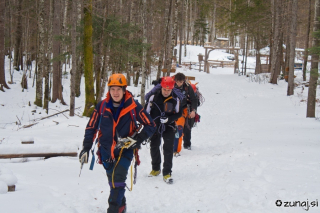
[84,91,156,159]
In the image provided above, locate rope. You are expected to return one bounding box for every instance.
[111,146,136,191]
[196,90,205,106]
[151,101,167,135]
[111,147,125,188]
[129,155,133,191]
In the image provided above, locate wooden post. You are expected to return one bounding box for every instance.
[204,47,208,73]
[8,185,15,192]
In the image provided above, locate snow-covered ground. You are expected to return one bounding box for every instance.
[0,45,320,213]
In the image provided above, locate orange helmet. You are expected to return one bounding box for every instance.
[161,76,175,89]
[108,73,127,87]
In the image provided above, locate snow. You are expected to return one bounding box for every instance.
[0,173,18,186]
[0,181,7,194]
[0,45,320,212]
[176,45,235,63]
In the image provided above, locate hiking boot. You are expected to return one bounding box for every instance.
[148,170,161,177]
[163,174,173,184]
[184,146,191,150]
[174,152,180,157]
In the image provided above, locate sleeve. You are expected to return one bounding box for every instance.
[144,95,154,113]
[188,85,198,111]
[167,98,182,123]
[135,101,157,140]
[82,101,103,149]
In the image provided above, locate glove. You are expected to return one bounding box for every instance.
[79,147,90,164]
[130,131,148,149]
[79,139,92,164]
[160,116,168,124]
[129,140,142,149]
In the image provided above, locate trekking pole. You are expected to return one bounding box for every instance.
[79,155,85,177]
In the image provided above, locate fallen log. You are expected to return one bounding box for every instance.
[21,141,34,144]
[19,122,39,129]
[0,152,78,159]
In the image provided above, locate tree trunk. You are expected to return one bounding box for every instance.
[0,0,9,92]
[157,4,167,80]
[13,0,23,71]
[35,0,45,107]
[140,0,147,106]
[52,0,62,103]
[244,34,248,76]
[306,0,320,117]
[94,54,101,102]
[178,1,184,65]
[254,34,261,75]
[164,0,174,75]
[166,0,179,76]
[0,1,6,91]
[287,0,297,96]
[75,0,83,97]
[303,0,312,82]
[83,0,95,117]
[270,0,282,84]
[96,4,108,102]
[70,0,78,116]
[44,0,54,114]
[100,48,109,99]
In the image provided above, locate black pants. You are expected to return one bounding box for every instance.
[150,126,175,176]
[183,118,194,148]
[100,147,133,213]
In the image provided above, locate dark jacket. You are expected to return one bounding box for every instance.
[83,91,156,159]
[175,82,198,112]
[145,90,182,127]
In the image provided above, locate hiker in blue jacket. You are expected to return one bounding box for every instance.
[79,73,156,213]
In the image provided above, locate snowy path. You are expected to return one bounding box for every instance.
[1,68,320,213]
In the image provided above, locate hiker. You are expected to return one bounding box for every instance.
[145,76,184,184]
[79,73,156,213]
[173,73,198,156]
[183,83,203,150]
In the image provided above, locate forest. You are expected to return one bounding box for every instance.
[0,0,318,117]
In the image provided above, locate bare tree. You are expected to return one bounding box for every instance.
[302,0,312,82]
[35,0,45,107]
[287,0,298,96]
[306,0,320,118]
[51,0,66,104]
[270,0,282,84]
[44,0,54,114]
[13,0,23,71]
[75,0,83,98]
[166,0,179,76]
[164,0,174,75]
[70,0,78,116]
[140,0,147,106]
[0,0,9,92]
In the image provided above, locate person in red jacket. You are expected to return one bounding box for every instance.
[79,73,156,213]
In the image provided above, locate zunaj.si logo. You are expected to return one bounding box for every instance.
[275,200,282,207]
[275,199,319,211]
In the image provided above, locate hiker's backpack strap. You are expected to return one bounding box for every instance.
[130,100,139,128]
[89,100,106,170]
